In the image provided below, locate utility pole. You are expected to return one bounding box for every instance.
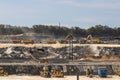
[76,66,80,80]
[71,40,73,61]
[59,22,61,27]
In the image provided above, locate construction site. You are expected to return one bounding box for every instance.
[0,34,120,80]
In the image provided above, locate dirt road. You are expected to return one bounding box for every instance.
[0,75,119,80]
[0,43,120,48]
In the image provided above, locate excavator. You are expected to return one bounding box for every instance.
[59,33,73,44]
[81,34,101,44]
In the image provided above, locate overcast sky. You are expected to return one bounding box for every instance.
[0,0,120,28]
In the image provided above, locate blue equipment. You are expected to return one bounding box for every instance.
[98,68,107,77]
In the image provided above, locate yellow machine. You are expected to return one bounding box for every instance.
[92,38,101,43]
[112,65,120,76]
[52,70,64,77]
[47,39,56,44]
[40,66,51,77]
[22,40,34,44]
[40,66,64,78]
[60,33,73,44]
[40,70,50,77]
[82,34,101,44]
[116,71,120,76]
[0,67,8,76]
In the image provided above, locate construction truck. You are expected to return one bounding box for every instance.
[40,66,64,78]
[22,40,34,44]
[47,39,56,44]
[12,39,21,44]
[12,39,34,44]
[0,67,8,76]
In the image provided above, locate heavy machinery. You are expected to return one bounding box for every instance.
[47,39,56,44]
[98,67,107,77]
[12,39,21,44]
[51,69,64,77]
[112,65,120,76]
[81,34,101,44]
[40,66,64,78]
[40,66,51,77]
[12,39,34,44]
[22,40,34,44]
[59,33,73,44]
[0,67,8,76]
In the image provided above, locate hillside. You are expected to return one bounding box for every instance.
[0,24,120,38]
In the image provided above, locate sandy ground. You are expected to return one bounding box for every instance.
[0,75,120,80]
[0,43,120,48]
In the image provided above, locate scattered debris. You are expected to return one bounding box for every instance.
[0,46,120,61]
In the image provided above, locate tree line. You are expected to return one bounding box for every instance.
[0,24,120,38]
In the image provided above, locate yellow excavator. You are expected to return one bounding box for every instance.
[59,33,73,44]
[82,34,101,44]
[0,67,8,76]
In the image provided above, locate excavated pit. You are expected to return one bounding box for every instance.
[0,45,120,75]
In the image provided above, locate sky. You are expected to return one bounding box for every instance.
[0,0,120,28]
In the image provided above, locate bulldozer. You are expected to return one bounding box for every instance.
[0,67,8,76]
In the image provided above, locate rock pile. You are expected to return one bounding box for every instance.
[0,46,120,61]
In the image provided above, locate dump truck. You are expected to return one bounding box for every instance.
[47,39,56,44]
[22,40,34,44]
[12,39,21,44]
